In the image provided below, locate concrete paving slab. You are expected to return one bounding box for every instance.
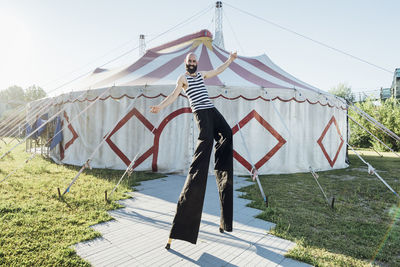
[75,175,310,266]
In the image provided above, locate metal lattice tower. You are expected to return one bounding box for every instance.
[139,34,146,56]
[214,1,225,49]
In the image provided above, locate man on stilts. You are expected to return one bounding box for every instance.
[150,51,237,249]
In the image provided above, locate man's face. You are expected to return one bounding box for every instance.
[185,54,197,74]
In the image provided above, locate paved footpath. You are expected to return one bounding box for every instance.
[75,175,311,266]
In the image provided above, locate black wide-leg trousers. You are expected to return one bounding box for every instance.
[169,107,233,244]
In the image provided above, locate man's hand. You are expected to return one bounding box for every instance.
[150,105,161,113]
[229,51,237,62]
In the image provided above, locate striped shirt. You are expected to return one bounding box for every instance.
[184,72,214,112]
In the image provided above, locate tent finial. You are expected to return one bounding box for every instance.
[139,34,146,56]
[214,1,225,49]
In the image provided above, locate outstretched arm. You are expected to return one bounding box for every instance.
[201,51,237,79]
[150,76,184,113]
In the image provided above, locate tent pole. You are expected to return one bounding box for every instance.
[350,103,400,143]
[63,89,142,195]
[309,166,332,208]
[347,114,400,158]
[236,121,268,207]
[0,104,27,139]
[0,104,26,129]
[0,91,90,161]
[7,99,54,138]
[108,153,140,200]
[0,86,115,184]
[108,104,171,200]
[1,98,53,143]
[342,135,400,199]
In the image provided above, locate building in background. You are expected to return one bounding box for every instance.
[380,68,400,100]
[391,68,400,98]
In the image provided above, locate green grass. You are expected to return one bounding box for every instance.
[238,152,400,266]
[0,139,164,266]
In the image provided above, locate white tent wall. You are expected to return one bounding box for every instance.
[49,86,193,172]
[48,85,348,175]
[208,86,348,174]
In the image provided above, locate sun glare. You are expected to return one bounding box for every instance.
[0,12,32,86]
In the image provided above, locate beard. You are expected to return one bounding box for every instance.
[186,64,197,74]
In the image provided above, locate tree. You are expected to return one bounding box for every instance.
[329,83,354,102]
[0,85,25,104]
[0,86,25,121]
[24,85,47,102]
[0,85,47,120]
[349,97,400,151]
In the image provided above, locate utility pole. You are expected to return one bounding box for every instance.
[214,1,225,49]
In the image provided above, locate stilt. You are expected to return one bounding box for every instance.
[165,238,172,250]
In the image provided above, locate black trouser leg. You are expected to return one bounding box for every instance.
[213,109,233,231]
[169,108,234,244]
[169,109,214,244]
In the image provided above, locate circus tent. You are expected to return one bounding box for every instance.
[45,29,348,175]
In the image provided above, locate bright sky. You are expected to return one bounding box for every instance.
[0,0,399,96]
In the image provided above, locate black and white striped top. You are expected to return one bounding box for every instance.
[184,72,214,112]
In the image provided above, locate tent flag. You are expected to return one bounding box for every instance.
[25,123,32,137]
[36,117,47,136]
[50,116,63,150]
[26,119,39,139]
[26,121,38,138]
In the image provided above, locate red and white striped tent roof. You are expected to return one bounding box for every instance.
[74,29,323,93]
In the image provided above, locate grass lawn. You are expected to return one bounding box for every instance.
[0,139,164,266]
[238,151,400,266]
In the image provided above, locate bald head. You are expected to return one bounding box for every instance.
[185,53,197,64]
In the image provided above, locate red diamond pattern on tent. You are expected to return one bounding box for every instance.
[151,107,192,172]
[317,115,344,167]
[60,111,79,160]
[105,108,155,168]
[63,111,79,150]
[232,110,286,172]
